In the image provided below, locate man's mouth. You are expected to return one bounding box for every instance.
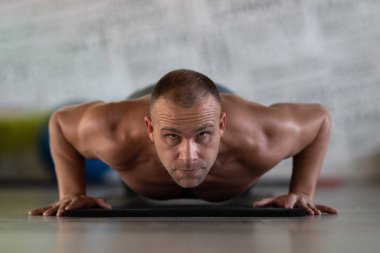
[176,168,201,177]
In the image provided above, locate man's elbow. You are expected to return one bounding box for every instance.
[49,106,73,130]
[48,110,69,137]
[314,104,331,134]
[48,111,61,129]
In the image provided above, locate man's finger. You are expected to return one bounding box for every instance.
[316,205,338,214]
[310,206,321,215]
[284,194,298,209]
[95,198,112,209]
[28,207,50,216]
[43,206,59,216]
[252,197,275,207]
[296,197,314,215]
[307,202,321,215]
[57,201,71,216]
[65,199,85,210]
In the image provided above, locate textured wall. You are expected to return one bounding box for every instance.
[1,0,380,181]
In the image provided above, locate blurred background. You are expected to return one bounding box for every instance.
[1,0,379,186]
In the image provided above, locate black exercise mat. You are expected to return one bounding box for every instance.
[63,206,308,217]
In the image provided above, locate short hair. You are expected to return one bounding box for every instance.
[150,69,221,110]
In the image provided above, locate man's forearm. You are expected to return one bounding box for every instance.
[49,111,86,199]
[289,113,331,198]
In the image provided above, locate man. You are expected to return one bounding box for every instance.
[29,69,338,216]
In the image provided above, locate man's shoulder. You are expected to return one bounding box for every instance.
[221,93,266,112]
[81,98,149,123]
[220,94,270,130]
[83,98,147,130]
[75,99,150,159]
[220,93,242,104]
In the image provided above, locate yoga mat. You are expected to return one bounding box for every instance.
[63,206,308,217]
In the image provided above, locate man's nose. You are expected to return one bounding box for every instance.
[179,140,198,162]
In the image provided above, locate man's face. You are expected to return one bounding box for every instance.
[144,95,226,188]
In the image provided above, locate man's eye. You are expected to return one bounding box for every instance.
[197,132,209,138]
[167,134,179,140]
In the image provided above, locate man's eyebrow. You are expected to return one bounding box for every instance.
[160,124,215,133]
[195,123,215,132]
[160,127,181,133]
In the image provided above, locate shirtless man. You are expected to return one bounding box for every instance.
[29,69,338,216]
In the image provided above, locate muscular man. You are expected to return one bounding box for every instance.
[29,69,338,216]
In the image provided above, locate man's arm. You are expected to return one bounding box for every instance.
[253,103,338,215]
[289,104,330,199]
[271,103,331,199]
[29,101,111,216]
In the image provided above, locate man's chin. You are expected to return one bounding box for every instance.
[175,178,202,188]
[171,168,207,188]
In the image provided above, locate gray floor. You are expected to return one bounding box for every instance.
[1,182,380,253]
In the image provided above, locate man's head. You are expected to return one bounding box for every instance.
[144,69,226,188]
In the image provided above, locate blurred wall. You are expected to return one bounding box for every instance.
[1,0,380,182]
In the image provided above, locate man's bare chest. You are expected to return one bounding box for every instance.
[114,156,261,202]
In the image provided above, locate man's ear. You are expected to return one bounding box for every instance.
[219,112,227,135]
[144,116,155,142]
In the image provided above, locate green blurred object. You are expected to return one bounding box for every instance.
[0,114,48,154]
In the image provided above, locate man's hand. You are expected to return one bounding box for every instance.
[28,195,112,216]
[252,193,338,215]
